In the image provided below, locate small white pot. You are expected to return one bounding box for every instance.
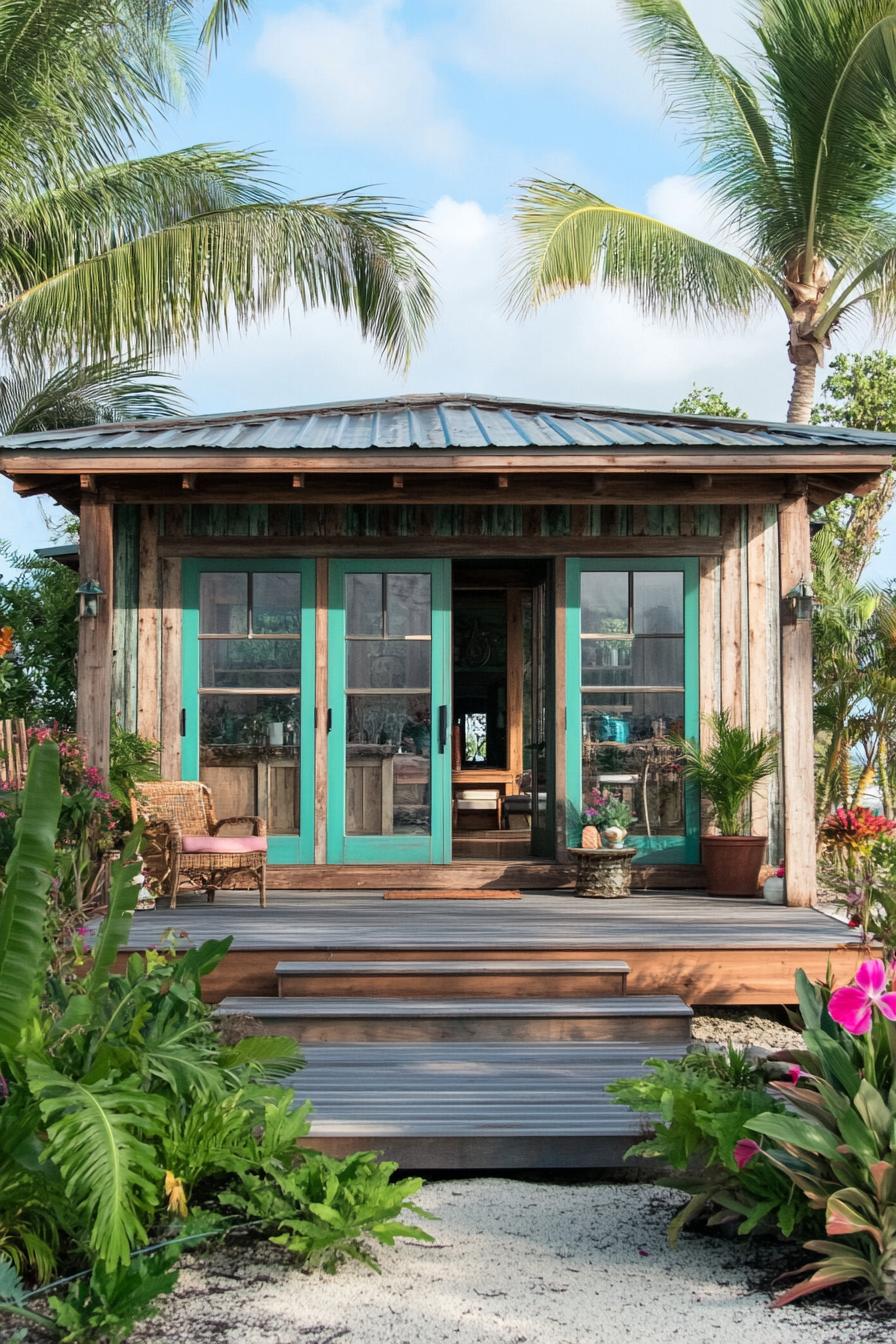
[603,826,628,850]
[763,875,786,904]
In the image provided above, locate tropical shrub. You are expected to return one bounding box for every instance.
[741,966,896,1306]
[0,742,432,1340]
[608,1047,810,1244]
[819,830,896,957]
[670,711,779,836]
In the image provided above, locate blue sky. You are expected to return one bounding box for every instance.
[2,0,895,579]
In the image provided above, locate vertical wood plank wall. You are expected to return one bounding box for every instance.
[118,499,786,875]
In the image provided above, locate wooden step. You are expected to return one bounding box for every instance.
[274,958,630,999]
[293,1040,691,1168]
[217,992,690,1043]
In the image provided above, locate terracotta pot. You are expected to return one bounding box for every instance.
[701,835,767,897]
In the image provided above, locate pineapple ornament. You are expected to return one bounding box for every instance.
[581,824,601,850]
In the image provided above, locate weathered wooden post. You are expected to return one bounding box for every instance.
[76,496,114,777]
[778,491,816,907]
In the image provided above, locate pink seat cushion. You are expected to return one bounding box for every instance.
[181,835,267,854]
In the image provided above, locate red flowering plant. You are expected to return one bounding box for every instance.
[819,808,896,956]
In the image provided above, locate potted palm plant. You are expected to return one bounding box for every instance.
[671,712,779,898]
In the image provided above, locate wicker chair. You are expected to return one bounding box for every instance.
[136,781,267,909]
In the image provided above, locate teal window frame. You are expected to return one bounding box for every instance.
[326,558,452,865]
[565,557,700,864]
[181,558,317,865]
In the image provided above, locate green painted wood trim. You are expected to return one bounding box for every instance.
[565,557,700,865]
[327,558,452,865]
[111,504,140,732]
[181,558,316,865]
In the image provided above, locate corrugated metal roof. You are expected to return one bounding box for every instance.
[2,392,895,455]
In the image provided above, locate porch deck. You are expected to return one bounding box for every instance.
[123,889,863,1005]
[121,890,863,1169]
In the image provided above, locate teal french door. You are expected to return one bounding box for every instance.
[181,559,316,864]
[566,558,700,864]
[327,559,452,864]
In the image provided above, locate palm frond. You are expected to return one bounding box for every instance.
[509,178,773,322]
[27,1062,164,1269]
[197,0,250,53]
[620,0,790,243]
[754,1,896,264]
[671,710,779,834]
[2,192,435,371]
[0,356,186,434]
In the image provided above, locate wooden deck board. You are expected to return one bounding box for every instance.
[218,993,689,1018]
[125,889,858,951]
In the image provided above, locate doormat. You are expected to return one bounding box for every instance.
[382,890,522,901]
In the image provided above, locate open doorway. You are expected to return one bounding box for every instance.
[451,560,553,860]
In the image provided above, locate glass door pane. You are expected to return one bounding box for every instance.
[328,560,451,864]
[182,561,315,865]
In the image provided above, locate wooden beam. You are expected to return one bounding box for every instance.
[779,494,816,907]
[292,473,305,489]
[506,589,524,787]
[553,560,568,862]
[79,473,96,493]
[4,448,891,475]
[181,474,196,491]
[698,553,721,836]
[76,499,113,774]
[158,535,727,559]
[497,474,509,490]
[136,505,160,742]
[694,474,713,491]
[392,474,404,489]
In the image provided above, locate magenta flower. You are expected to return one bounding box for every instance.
[828,960,896,1035]
[787,1065,803,1085]
[734,1138,760,1169]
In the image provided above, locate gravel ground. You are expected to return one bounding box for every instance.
[132,1180,893,1344]
[691,1006,804,1051]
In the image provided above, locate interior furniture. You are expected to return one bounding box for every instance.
[453,787,503,831]
[135,780,267,909]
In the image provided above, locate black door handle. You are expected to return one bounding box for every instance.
[327,708,332,734]
[438,705,448,753]
[179,708,186,737]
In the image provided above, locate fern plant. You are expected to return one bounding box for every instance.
[670,711,779,835]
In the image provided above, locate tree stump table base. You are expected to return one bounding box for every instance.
[569,846,638,898]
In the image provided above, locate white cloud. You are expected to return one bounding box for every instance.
[254,1,465,164]
[452,0,751,116]
[178,191,794,423]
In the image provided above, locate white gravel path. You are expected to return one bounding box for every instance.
[136,1180,894,1344]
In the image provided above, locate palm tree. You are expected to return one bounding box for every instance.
[0,1,434,425]
[510,0,896,423]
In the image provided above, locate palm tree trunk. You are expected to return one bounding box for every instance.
[852,758,875,808]
[787,361,817,423]
[881,738,893,818]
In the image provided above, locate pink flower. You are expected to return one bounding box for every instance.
[734,1138,760,1169]
[787,1065,803,1085]
[828,960,896,1035]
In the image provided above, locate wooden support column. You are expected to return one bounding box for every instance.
[137,505,161,741]
[76,498,114,774]
[719,506,744,723]
[778,494,816,906]
[746,504,770,844]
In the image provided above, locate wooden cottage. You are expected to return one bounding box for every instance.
[1,393,892,908]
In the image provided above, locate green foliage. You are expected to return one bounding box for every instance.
[222,1151,434,1273]
[510,3,896,421]
[670,709,779,835]
[672,386,748,419]
[48,1246,181,1344]
[0,544,77,725]
[745,969,896,1305]
[813,352,896,578]
[0,741,62,1051]
[0,762,431,1338]
[107,723,160,820]
[608,1049,807,1243]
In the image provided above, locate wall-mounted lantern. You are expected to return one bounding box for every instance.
[76,578,104,620]
[782,577,816,624]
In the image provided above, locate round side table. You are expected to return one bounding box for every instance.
[568,846,638,898]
